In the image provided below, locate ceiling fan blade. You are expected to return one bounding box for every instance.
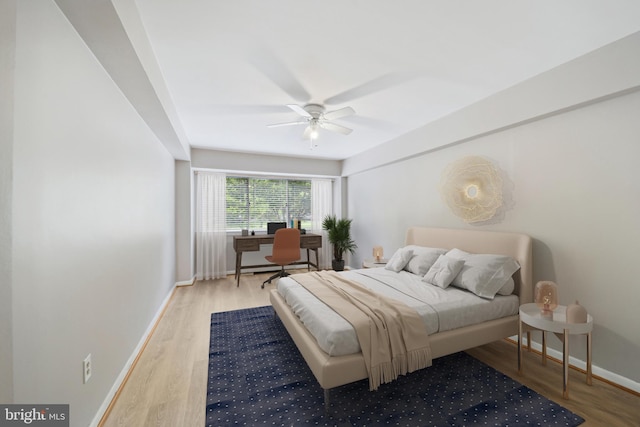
[249,48,311,102]
[267,120,307,128]
[287,104,312,118]
[324,71,421,105]
[319,121,353,135]
[322,106,355,121]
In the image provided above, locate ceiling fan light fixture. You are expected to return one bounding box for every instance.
[268,102,355,147]
[309,121,319,140]
[308,122,319,150]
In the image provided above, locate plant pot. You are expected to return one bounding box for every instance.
[332,259,345,271]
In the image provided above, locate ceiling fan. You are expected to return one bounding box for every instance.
[267,103,355,148]
[249,48,420,149]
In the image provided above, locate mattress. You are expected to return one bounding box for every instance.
[276,267,519,356]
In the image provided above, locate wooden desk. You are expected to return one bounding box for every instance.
[233,233,322,287]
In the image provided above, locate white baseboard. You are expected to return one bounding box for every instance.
[89,285,177,427]
[175,275,196,287]
[514,335,640,394]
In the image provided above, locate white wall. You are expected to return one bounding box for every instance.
[0,0,17,404]
[343,31,640,177]
[175,160,193,283]
[191,147,342,177]
[346,44,640,387]
[10,2,176,426]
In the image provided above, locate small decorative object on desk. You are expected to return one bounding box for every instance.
[373,246,384,262]
[567,300,588,323]
[534,281,558,316]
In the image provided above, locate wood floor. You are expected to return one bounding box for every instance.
[100,271,640,427]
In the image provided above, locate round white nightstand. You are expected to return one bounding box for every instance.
[518,302,593,399]
[362,258,388,269]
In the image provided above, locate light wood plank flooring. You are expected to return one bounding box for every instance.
[100,272,639,426]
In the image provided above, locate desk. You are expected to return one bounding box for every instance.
[233,233,322,287]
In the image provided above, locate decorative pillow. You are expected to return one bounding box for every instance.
[385,248,414,272]
[403,245,448,276]
[446,248,520,299]
[497,277,515,296]
[422,255,464,289]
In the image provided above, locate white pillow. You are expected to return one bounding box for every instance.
[446,248,520,299]
[422,255,464,289]
[403,246,447,276]
[385,248,414,272]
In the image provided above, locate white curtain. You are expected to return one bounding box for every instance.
[195,172,227,280]
[311,179,333,269]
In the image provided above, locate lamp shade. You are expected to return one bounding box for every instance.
[372,246,383,262]
[534,281,558,315]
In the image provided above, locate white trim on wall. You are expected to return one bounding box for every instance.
[517,336,640,395]
[175,276,196,287]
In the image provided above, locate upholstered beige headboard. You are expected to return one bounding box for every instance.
[405,227,533,304]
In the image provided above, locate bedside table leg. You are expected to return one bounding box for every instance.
[542,330,548,365]
[587,331,593,385]
[518,319,524,373]
[563,328,569,399]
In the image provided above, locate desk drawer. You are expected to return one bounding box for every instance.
[234,239,260,251]
[300,235,322,249]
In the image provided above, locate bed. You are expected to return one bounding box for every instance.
[269,226,533,408]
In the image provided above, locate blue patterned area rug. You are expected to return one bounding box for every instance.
[206,306,584,426]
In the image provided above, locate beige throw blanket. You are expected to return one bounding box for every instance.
[290,270,432,390]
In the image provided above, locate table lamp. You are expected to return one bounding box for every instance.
[373,246,383,262]
[534,281,558,315]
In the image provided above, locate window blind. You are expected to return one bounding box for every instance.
[226,176,311,231]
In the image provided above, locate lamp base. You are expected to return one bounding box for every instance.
[540,309,554,318]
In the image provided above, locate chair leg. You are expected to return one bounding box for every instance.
[262,266,286,289]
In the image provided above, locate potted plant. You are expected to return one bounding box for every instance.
[322,214,357,271]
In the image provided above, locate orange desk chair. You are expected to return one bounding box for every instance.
[262,228,301,289]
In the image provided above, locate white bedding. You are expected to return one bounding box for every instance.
[277,267,519,356]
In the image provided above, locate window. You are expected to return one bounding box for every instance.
[226,176,312,232]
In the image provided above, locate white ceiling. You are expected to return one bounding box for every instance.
[130,0,640,160]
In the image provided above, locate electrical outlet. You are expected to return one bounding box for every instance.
[83,354,92,384]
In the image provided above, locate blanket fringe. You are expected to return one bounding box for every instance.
[369,348,432,391]
[407,348,432,373]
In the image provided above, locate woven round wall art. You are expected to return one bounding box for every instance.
[440,156,503,223]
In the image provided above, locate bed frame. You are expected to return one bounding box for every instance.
[269,226,533,408]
